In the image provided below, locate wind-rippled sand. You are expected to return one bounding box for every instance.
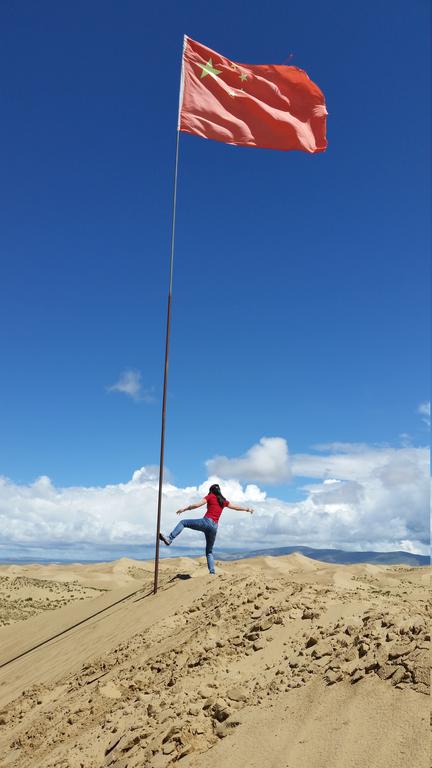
[0,569,106,627]
[0,554,429,768]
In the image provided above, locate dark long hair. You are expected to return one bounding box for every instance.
[209,483,227,509]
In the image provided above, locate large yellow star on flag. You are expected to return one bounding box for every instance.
[198,58,222,80]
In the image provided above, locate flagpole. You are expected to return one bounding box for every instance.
[153,39,186,595]
[153,129,180,596]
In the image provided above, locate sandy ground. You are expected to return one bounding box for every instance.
[0,568,108,627]
[0,554,429,768]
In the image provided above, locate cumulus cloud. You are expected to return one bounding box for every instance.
[0,441,429,558]
[418,401,431,427]
[206,437,291,484]
[131,466,173,484]
[107,370,154,402]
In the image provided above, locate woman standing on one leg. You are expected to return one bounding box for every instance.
[159,483,253,575]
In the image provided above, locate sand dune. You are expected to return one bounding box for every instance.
[0,572,106,627]
[0,554,429,767]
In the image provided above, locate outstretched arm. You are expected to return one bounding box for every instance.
[176,498,207,515]
[227,503,254,514]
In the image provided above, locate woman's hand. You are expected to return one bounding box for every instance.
[248,507,254,514]
[176,508,184,515]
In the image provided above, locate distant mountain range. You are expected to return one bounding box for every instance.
[0,545,428,567]
[216,545,429,567]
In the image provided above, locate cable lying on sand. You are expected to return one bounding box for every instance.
[160,483,253,575]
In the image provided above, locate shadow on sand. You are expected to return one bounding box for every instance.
[169,573,193,581]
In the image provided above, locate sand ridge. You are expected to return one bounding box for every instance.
[0,554,429,768]
[0,574,106,627]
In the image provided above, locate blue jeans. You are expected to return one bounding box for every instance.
[168,517,218,574]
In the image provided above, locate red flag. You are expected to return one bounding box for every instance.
[179,37,327,153]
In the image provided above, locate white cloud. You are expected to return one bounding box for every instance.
[199,477,266,503]
[131,466,174,484]
[206,437,291,484]
[291,443,427,482]
[0,440,429,558]
[418,401,431,427]
[398,433,412,447]
[107,370,154,402]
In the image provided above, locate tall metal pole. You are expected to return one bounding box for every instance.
[153,129,181,595]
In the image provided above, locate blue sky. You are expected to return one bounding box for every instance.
[0,1,429,557]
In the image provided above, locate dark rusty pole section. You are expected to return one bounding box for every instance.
[154,293,172,595]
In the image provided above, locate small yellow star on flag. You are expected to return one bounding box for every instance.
[198,58,222,79]
[239,72,248,82]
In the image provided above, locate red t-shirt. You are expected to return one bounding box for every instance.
[204,493,229,523]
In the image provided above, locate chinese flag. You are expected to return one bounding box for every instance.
[179,37,327,153]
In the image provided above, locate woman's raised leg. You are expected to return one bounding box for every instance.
[168,517,207,543]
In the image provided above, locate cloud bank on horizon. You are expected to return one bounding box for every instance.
[0,436,429,557]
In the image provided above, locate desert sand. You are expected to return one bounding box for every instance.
[0,554,429,768]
